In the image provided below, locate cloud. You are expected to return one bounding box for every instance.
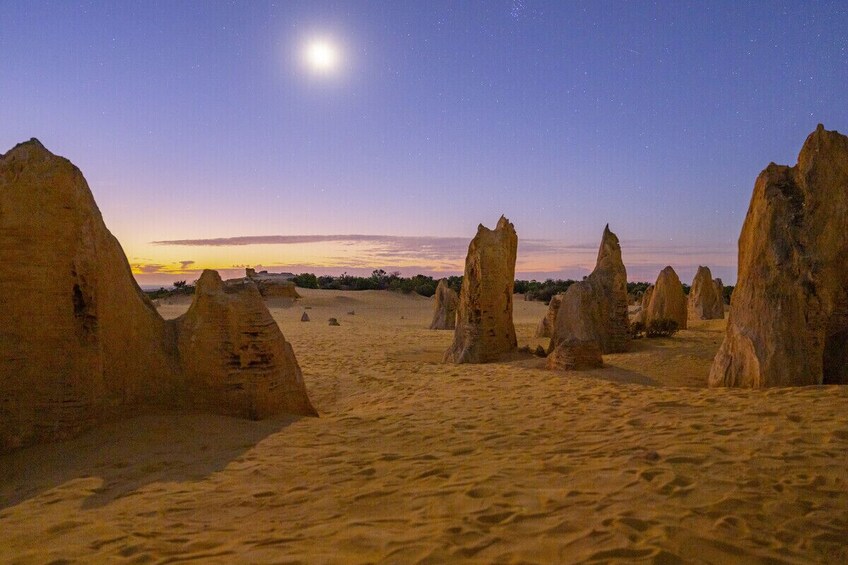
[131,261,200,276]
[133,263,168,274]
[145,233,738,283]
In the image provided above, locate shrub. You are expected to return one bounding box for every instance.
[292,273,319,289]
[645,319,679,338]
[628,321,645,339]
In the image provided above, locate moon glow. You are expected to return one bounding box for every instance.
[304,39,339,73]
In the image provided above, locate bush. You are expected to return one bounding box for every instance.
[521,279,575,303]
[292,273,319,289]
[645,319,679,338]
[628,321,645,339]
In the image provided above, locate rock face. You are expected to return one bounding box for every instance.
[231,269,300,299]
[710,125,848,387]
[444,216,518,363]
[688,266,724,320]
[0,140,181,452]
[534,295,563,338]
[633,285,654,326]
[175,271,316,419]
[713,278,725,306]
[643,266,688,330]
[0,140,316,453]
[550,225,629,354]
[546,339,603,371]
[429,279,459,330]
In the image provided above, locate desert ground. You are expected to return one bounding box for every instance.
[1,289,846,564]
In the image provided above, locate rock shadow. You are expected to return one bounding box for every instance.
[0,411,301,511]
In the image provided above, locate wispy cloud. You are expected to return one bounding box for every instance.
[144,233,737,283]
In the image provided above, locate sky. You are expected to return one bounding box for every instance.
[2,1,847,286]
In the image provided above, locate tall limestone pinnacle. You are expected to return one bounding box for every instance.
[688,265,724,320]
[644,266,688,330]
[0,139,316,453]
[444,215,518,363]
[549,224,629,355]
[710,124,848,387]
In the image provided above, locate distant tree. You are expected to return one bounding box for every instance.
[445,275,463,294]
[723,285,734,305]
[627,282,651,296]
[292,273,319,289]
[173,280,187,288]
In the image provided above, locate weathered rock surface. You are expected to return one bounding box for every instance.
[713,278,725,306]
[0,139,181,452]
[429,279,459,330]
[632,285,654,326]
[688,266,724,320]
[644,266,688,330]
[710,125,848,387]
[0,140,316,453]
[546,339,603,371]
[227,269,300,299]
[550,225,629,354]
[444,216,518,363]
[175,271,317,419]
[534,295,563,338]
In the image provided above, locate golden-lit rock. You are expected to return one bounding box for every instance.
[710,125,848,387]
[550,225,629,354]
[688,266,724,320]
[534,294,563,338]
[644,266,688,330]
[0,139,180,452]
[175,271,317,418]
[429,279,459,330]
[444,216,518,363]
[546,339,603,371]
[0,140,316,453]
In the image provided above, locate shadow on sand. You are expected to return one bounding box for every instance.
[0,411,301,511]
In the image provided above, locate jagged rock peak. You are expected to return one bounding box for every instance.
[709,125,848,387]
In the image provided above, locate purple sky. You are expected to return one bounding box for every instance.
[2,1,846,285]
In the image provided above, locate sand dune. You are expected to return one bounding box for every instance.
[2,289,846,563]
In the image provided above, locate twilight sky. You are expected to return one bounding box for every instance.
[2,1,847,286]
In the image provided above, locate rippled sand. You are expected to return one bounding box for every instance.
[2,290,846,564]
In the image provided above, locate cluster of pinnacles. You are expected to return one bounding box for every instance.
[438,125,847,391]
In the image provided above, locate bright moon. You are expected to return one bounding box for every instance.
[304,39,339,73]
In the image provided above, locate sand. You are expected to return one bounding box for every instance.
[2,289,847,564]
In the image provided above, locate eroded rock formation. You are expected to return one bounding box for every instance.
[175,271,317,419]
[643,266,688,330]
[227,269,300,299]
[444,216,518,363]
[546,339,603,371]
[713,278,725,307]
[549,225,629,354]
[632,284,654,326]
[710,125,848,387]
[688,266,724,320]
[0,140,316,453]
[429,279,459,330]
[534,294,563,338]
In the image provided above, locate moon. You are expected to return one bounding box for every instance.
[304,39,339,74]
